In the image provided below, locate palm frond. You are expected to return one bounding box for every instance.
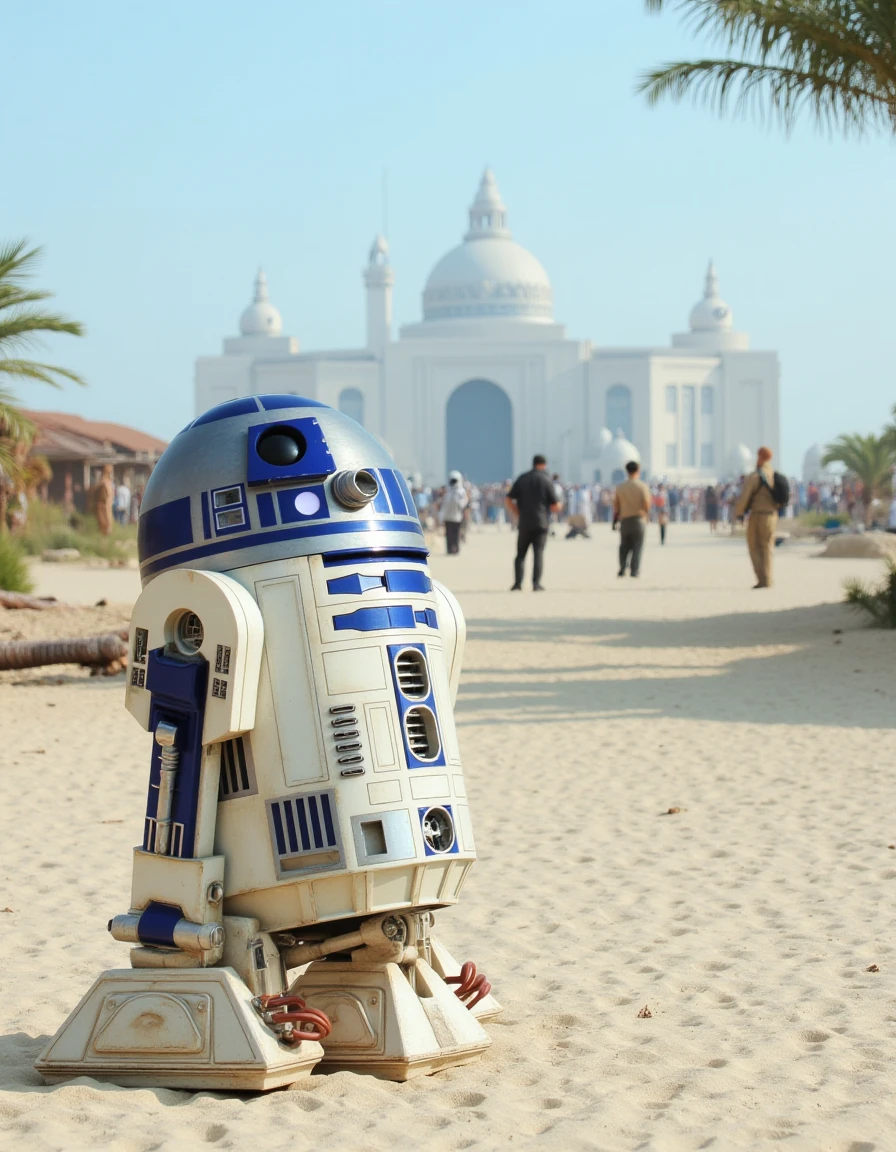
[640,0,896,136]
[639,56,887,131]
[0,358,87,389]
[0,394,36,443]
[0,237,86,391]
[0,312,85,346]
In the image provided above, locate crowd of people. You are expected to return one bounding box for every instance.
[412,473,864,540]
[414,454,896,593]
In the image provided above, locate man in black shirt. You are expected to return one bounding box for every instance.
[505,454,562,591]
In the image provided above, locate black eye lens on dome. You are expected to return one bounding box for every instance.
[256,426,306,467]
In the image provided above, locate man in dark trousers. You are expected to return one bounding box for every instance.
[505,454,561,591]
[613,460,651,577]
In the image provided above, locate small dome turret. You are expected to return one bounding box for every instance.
[601,428,641,484]
[239,269,282,337]
[727,443,754,477]
[368,234,390,268]
[803,443,831,484]
[689,261,733,332]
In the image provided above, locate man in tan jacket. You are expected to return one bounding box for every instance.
[613,460,651,577]
[734,446,778,588]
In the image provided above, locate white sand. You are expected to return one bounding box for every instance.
[2,525,895,1151]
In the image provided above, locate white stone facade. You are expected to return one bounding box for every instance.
[195,171,780,485]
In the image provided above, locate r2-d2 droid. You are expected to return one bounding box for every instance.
[36,395,498,1090]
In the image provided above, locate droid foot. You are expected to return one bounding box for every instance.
[35,967,325,1091]
[294,956,490,1081]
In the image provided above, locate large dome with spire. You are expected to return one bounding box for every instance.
[421,170,553,323]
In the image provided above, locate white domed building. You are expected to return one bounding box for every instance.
[196,170,780,484]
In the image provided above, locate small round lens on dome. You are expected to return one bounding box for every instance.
[256,426,306,467]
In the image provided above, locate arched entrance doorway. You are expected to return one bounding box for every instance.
[445,379,513,483]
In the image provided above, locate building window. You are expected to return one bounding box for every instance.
[700,444,714,467]
[701,386,714,415]
[681,386,696,467]
[606,384,633,441]
[338,387,365,427]
[665,386,677,414]
[666,444,678,467]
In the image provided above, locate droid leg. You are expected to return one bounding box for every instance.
[284,913,494,1081]
[36,573,328,1090]
[35,732,327,1091]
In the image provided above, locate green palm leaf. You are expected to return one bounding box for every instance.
[640,1,896,136]
[0,240,84,530]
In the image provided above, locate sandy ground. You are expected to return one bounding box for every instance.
[2,524,895,1151]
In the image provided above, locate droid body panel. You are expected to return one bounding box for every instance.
[36,395,497,1089]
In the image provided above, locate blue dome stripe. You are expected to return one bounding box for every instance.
[139,517,424,580]
[192,397,261,426]
[259,394,331,411]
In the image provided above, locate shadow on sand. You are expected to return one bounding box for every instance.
[458,602,893,729]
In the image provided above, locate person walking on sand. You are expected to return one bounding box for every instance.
[654,482,669,545]
[734,446,779,588]
[613,460,651,577]
[92,465,115,536]
[506,454,561,591]
[441,473,468,555]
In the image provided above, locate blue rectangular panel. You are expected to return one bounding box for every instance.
[200,491,211,540]
[271,805,287,855]
[256,491,277,528]
[247,417,336,487]
[384,569,432,594]
[327,572,385,595]
[371,470,392,515]
[276,483,330,524]
[308,795,323,847]
[414,608,439,628]
[380,469,408,515]
[333,605,416,633]
[138,496,193,559]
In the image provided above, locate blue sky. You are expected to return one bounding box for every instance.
[2,0,894,472]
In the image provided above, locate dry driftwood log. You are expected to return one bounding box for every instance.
[0,591,68,610]
[0,631,128,673]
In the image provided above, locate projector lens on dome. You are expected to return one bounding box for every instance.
[256,426,306,467]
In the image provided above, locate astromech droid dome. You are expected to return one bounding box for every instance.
[36,394,499,1090]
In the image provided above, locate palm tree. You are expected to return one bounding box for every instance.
[0,239,85,531]
[822,432,896,523]
[882,404,896,452]
[639,1,896,137]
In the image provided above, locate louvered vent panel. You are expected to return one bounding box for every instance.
[395,648,429,699]
[266,790,344,876]
[219,737,256,800]
[404,706,440,760]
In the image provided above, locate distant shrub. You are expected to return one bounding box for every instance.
[798,511,850,529]
[0,534,34,593]
[844,559,896,628]
[16,500,136,559]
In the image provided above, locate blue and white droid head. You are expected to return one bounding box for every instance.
[137,395,423,584]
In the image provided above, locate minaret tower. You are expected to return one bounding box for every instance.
[363,235,394,357]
